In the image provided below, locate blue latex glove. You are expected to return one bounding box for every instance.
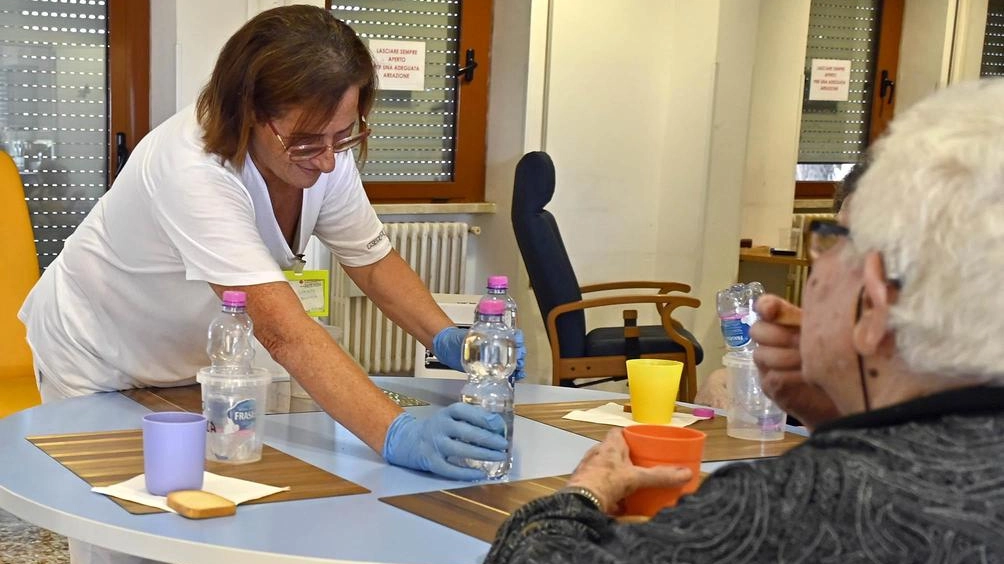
[432,326,527,382]
[512,328,526,382]
[382,403,508,480]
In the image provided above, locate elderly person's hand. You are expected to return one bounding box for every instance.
[564,428,692,514]
[751,294,839,429]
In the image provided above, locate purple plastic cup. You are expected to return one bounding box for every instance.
[142,412,207,496]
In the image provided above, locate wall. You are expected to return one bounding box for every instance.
[479,2,537,374]
[542,1,682,327]
[692,0,764,377]
[149,0,177,127]
[150,0,325,124]
[739,0,810,249]
[950,0,991,82]
[897,0,957,113]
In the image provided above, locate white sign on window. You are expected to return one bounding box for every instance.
[370,39,426,92]
[808,58,851,102]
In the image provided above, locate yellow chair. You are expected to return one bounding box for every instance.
[0,150,41,417]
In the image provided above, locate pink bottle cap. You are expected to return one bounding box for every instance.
[221,290,247,307]
[487,275,509,289]
[478,300,506,315]
[692,407,715,419]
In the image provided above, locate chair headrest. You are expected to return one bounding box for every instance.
[512,151,555,216]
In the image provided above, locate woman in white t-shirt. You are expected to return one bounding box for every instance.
[19,8,523,562]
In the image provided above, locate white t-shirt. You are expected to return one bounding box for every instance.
[19,106,391,397]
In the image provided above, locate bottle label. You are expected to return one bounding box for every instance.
[720,315,751,348]
[226,399,257,431]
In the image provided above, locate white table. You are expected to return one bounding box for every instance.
[0,377,773,563]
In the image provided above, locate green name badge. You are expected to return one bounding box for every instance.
[283,269,329,317]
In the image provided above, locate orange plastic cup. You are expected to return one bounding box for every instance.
[621,425,706,516]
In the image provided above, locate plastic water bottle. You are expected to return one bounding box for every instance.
[478,275,519,385]
[456,300,516,479]
[477,275,518,329]
[206,290,255,373]
[201,290,269,463]
[716,282,765,352]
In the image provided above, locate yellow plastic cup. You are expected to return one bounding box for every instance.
[627,359,683,424]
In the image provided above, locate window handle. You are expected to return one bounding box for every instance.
[114,132,130,180]
[456,48,478,82]
[880,70,896,105]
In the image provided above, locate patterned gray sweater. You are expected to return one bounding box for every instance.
[484,386,1004,564]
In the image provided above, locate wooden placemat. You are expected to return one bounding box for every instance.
[515,400,805,462]
[381,475,571,543]
[381,472,710,542]
[120,382,428,415]
[27,429,369,515]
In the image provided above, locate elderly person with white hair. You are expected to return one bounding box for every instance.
[483,79,1004,564]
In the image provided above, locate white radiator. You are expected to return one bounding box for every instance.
[331,221,473,374]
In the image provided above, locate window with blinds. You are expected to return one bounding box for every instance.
[981,0,1004,77]
[797,0,881,181]
[331,1,460,184]
[0,0,108,270]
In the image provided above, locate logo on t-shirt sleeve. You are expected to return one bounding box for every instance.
[366,230,388,250]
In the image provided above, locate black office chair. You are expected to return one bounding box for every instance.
[511,151,704,400]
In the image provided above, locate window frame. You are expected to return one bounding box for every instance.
[108,0,150,186]
[326,0,492,204]
[795,0,904,200]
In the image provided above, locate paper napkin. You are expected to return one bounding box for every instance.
[92,472,289,513]
[562,402,707,428]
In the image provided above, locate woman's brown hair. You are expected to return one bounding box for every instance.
[196,5,376,169]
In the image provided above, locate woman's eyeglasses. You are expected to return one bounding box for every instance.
[808,220,850,263]
[268,118,370,162]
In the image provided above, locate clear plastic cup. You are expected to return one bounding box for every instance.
[724,352,787,441]
[196,367,271,464]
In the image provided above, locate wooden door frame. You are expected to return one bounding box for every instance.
[107,0,150,187]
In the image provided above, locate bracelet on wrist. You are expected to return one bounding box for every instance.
[557,486,604,512]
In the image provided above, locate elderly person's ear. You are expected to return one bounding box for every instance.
[853,252,895,357]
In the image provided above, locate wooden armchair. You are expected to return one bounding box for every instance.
[511,152,703,400]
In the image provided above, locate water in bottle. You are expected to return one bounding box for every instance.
[478,275,519,385]
[715,282,765,352]
[456,300,517,479]
[724,351,787,441]
[206,290,255,373]
[477,275,518,329]
[199,291,269,464]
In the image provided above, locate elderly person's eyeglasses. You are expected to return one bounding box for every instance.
[267,118,371,162]
[808,220,850,263]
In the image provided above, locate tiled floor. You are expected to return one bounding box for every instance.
[0,508,69,563]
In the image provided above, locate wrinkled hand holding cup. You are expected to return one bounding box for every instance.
[622,425,706,516]
[142,412,207,496]
[627,359,683,424]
